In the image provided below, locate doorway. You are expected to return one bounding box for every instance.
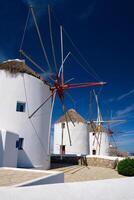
[60,145,65,155]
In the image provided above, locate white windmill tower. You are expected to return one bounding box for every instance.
[88,91,126,156]
[88,91,109,156]
[53,109,89,156]
[0,59,52,168]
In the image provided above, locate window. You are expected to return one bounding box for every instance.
[16,138,24,150]
[16,102,26,112]
[92,149,96,155]
[61,123,65,129]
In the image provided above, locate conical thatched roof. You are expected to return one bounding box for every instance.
[88,121,105,132]
[56,109,86,124]
[0,59,48,85]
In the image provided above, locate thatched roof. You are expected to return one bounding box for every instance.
[88,121,105,132]
[0,59,48,85]
[56,109,86,124]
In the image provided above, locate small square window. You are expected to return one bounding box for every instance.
[16,138,24,150]
[92,149,96,155]
[16,102,26,112]
[61,123,65,129]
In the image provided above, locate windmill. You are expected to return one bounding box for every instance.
[89,90,108,155]
[106,120,126,155]
[19,5,106,152]
[89,90,125,156]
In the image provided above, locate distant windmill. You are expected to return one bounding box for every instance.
[88,90,125,156]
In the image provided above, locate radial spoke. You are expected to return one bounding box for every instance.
[48,5,57,72]
[47,90,57,154]
[63,104,75,127]
[66,82,106,89]
[30,6,52,72]
[20,50,55,82]
[19,8,30,51]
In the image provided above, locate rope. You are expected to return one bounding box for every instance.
[89,90,93,121]
[65,91,76,108]
[70,53,99,81]
[48,5,57,72]
[97,85,104,97]
[28,93,53,119]
[30,6,52,72]
[19,8,30,51]
[63,28,102,81]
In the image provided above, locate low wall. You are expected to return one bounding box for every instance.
[86,156,124,169]
[0,177,134,200]
[51,155,125,169]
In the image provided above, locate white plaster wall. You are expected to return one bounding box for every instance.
[53,122,89,155]
[89,131,109,156]
[0,131,3,166]
[0,177,134,200]
[0,70,51,169]
[1,130,19,167]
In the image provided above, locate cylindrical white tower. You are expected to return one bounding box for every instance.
[88,91,110,156]
[89,124,109,156]
[0,59,51,169]
[53,109,89,155]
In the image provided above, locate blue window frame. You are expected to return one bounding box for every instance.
[16,102,26,112]
[16,138,24,150]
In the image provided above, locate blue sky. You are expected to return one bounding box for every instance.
[0,0,134,153]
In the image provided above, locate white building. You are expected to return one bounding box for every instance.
[53,109,89,155]
[0,59,51,169]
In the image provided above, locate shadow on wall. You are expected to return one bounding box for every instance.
[0,133,3,166]
[17,150,33,168]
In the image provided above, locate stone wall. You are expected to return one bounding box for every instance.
[51,155,123,169]
[85,157,118,169]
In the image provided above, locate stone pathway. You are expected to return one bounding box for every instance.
[50,165,123,182]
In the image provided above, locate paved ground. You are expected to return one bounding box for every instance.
[0,169,47,186]
[50,164,123,182]
[0,165,123,186]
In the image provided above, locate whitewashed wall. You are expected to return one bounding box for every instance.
[0,131,3,166]
[0,177,134,200]
[89,131,109,156]
[1,130,19,167]
[54,122,89,155]
[0,70,51,169]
